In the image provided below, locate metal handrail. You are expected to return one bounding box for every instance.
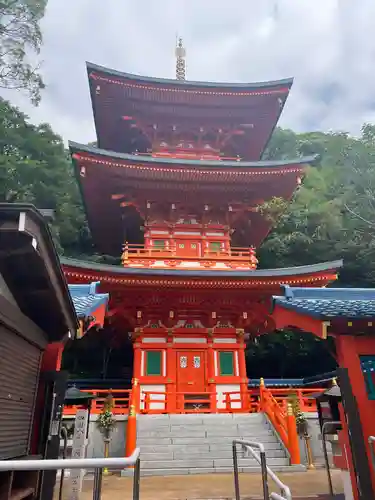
[0,449,141,500]
[368,436,375,472]
[58,426,69,500]
[232,440,291,500]
[321,421,341,497]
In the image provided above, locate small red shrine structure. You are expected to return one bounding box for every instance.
[63,46,343,414]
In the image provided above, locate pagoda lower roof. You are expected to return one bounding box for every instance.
[62,257,342,289]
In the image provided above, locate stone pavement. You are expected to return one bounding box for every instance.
[58,469,344,500]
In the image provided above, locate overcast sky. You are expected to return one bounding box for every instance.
[2,0,374,143]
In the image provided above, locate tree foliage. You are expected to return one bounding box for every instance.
[0,0,47,105]
[0,97,91,254]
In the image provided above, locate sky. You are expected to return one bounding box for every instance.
[3,0,375,144]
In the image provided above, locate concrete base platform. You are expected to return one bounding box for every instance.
[72,470,345,500]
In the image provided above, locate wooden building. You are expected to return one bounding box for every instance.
[0,204,77,499]
[62,51,343,414]
[0,204,109,500]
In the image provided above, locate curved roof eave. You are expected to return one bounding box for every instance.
[61,257,343,279]
[69,142,319,169]
[86,61,294,91]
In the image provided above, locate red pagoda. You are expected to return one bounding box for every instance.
[63,43,342,414]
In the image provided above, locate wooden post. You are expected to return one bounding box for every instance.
[125,404,137,459]
[259,377,265,410]
[286,403,301,465]
[304,434,315,470]
[132,378,140,413]
[103,438,110,475]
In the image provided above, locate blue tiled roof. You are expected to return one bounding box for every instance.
[248,378,304,387]
[273,286,375,319]
[68,282,109,320]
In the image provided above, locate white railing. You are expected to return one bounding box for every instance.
[232,440,292,500]
[0,449,141,500]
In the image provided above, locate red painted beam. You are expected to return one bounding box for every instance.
[272,304,329,339]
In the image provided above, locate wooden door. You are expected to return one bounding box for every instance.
[175,241,201,258]
[176,351,205,393]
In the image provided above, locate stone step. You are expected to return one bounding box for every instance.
[137,423,269,433]
[137,464,305,476]
[139,441,283,453]
[141,449,286,461]
[140,457,289,470]
[137,414,265,425]
[137,432,276,446]
[137,427,270,439]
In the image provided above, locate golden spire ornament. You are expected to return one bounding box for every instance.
[175,36,186,81]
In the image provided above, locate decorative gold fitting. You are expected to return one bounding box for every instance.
[287,403,293,416]
[129,405,136,417]
[332,377,338,386]
[133,378,139,386]
[259,377,265,387]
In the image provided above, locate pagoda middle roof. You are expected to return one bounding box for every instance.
[70,142,317,255]
[70,141,317,170]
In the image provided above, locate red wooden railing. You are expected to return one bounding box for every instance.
[259,379,301,464]
[62,386,324,416]
[121,242,257,266]
[63,389,131,415]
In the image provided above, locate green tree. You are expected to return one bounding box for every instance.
[0,0,47,105]
[260,127,375,287]
[0,97,91,253]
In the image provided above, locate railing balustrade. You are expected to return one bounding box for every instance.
[121,242,257,266]
[259,381,301,465]
[0,450,141,500]
[233,440,292,500]
[63,388,131,415]
[62,387,324,417]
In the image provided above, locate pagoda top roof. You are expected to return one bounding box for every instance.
[70,141,317,170]
[62,256,342,280]
[87,61,294,92]
[87,62,293,160]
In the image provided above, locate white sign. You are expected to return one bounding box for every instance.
[69,409,89,500]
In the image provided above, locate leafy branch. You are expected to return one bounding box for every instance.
[0,0,47,105]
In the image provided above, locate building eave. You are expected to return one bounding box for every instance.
[87,61,294,91]
[69,141,318,170]
[0,203,79,340]
[61,257,342,280]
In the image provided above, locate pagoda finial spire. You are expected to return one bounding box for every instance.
[175,36,186,81]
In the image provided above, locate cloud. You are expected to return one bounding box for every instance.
[2,0,374,142]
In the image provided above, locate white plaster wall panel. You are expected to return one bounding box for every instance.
[140,384,166,411]
[142,338,166,343]
[173,337,207,343]
[216,384,241,409]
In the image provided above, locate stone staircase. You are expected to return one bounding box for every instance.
[137,413,305,476]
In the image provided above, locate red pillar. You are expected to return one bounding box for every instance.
[238,342,248,411]
[31,342,65,454]
[207,334,217,412]
[41,342,64,371]
[335,335,375,493]
[166,334,177,413]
